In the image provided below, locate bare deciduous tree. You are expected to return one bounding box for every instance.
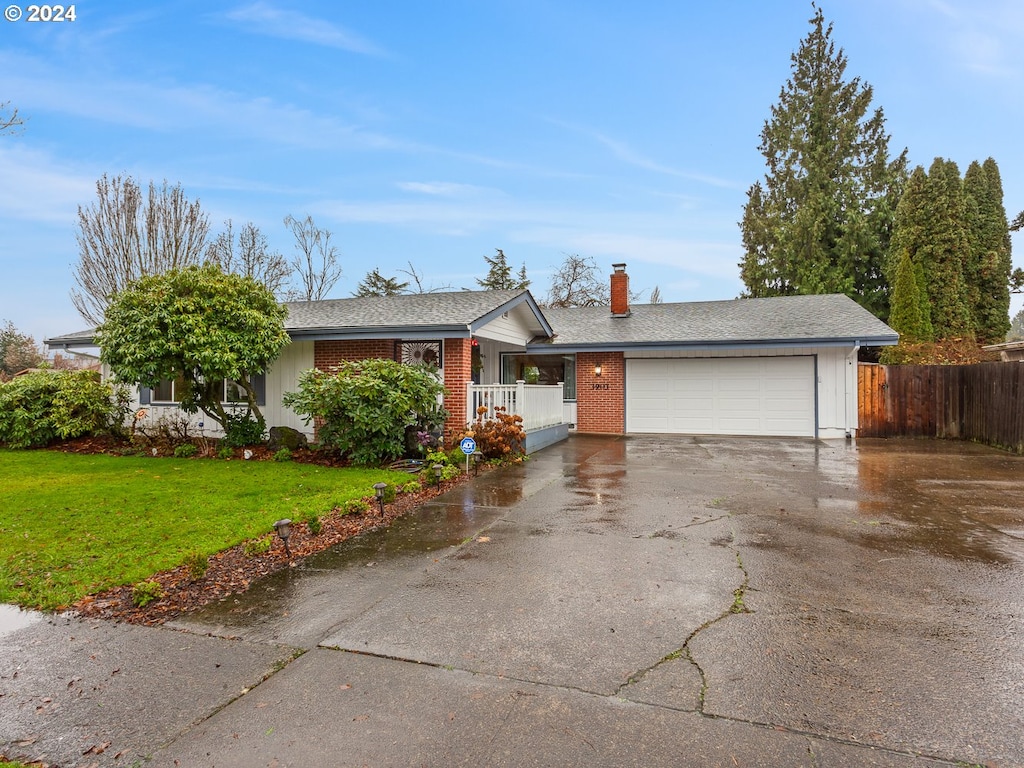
[71,175,210,325]
[0,101,25,135]
[545,254,609,307]
[284,214,343,301]
[398,261,453,294]
[206,219,291,297]
[649,285,663,304]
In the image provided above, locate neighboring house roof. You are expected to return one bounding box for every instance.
[529,293,898,353]
[284,289,553,340]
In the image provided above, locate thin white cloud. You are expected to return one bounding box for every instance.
[0,144,95,224]
[396,181,489,196]
[516,228,741,280]
[0,51,408,152]
[549,118,744,190]
[222,2,387,56]
[913,0,1024,76]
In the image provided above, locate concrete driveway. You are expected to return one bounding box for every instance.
[2,435,1023,767]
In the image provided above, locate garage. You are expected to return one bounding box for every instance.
[625,357,816,437]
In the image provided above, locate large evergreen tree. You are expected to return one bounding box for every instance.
[963,158,1012,342]
[353,269,409,297]
[739,7,906,319]
[476,249,530,290]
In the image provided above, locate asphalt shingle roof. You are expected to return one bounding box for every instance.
[46,291,896,349]
[532,294,897,350]
[283,289,532,333]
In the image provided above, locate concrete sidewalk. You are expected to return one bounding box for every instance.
[3,435,1023,766]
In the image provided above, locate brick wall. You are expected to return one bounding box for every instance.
[575,351,625,433]
[443,338,472,442]
[313,339,396,370]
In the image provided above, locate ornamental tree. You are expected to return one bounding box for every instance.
[96,264,289,431]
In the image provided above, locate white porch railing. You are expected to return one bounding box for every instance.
[466,381,564,432]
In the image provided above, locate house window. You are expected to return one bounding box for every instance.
[152,375,186,403]
[500,354,576,401]
[145,372,266,406]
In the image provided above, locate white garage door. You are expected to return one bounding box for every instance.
[626,357,816,437]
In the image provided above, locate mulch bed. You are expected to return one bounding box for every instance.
[50,437,489,626]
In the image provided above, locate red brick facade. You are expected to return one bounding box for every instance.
[313,339,397,370]
[312,338,474,445]
[443,338,473,441]
[575,351,625,433]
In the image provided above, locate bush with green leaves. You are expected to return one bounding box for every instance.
[185,552,209,580]
[343,498,370,515]
[283,358,447,465]
[273,447,292,462]
[0,370,130,448]
[222,410,266,448]
[131,579,164,607]
[173,443,197,458]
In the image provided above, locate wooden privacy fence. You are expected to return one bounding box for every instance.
[858,362,1024,452]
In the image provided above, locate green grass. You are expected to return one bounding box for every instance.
[0,450,408,610]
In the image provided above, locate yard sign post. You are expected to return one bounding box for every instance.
[460,436,477,473]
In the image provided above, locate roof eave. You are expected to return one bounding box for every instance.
[288,324,471,341]
[526,336,898,354]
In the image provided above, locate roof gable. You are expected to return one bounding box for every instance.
[284,289,553,340]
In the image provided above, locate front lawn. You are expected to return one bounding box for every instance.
[0,451,408,610]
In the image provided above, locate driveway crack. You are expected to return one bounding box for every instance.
[616,535,751,715]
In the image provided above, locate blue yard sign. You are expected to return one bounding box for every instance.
[460,437,477,455]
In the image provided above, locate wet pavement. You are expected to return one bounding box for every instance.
[2,435,1023,767]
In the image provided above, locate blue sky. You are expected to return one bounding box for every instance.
[2,0,1023,345]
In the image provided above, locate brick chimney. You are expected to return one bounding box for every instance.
[610,263,630,317]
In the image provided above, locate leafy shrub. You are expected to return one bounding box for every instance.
[222,410,266,448]
[343,498,370,515]
[402,480,422,494]
[173,443,197,458]
[467,406,526,460]
[307,516,322,535]
[382,483,397,503]
[0,370,130,448]
[244,536,273,557]
[217,445,234,459]
[185,552,209,580]
[131,579,164,607]
[282,359,447,466]
[273,447,292,462]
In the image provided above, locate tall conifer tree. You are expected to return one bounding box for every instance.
[739,6,906,319]
[963,158,1012,342]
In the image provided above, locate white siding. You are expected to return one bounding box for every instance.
[473,305,540,346]
[263,341,315,437]
[113,341,316,440]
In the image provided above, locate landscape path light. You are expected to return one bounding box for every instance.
[432,464,444,487]
[472,450,484,476]
[273,518,293,558]
[373,482,388,515]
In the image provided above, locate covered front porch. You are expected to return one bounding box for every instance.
[465,381,570,453]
